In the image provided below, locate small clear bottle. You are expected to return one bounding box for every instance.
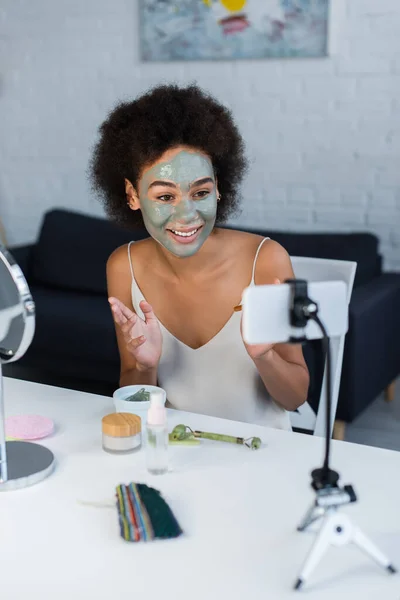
[146,389,168,475]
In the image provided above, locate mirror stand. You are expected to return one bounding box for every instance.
[0,246,55,491]
[0,366,55,491]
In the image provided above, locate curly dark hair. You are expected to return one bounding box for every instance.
[89,84,248,228]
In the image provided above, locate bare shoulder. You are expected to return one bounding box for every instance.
[254,238,294,284]
[106,238,153,275]
[106,239,154,308]
[216,227,264,250]
[217,227,287,257]
[107,243,129,274]
[216,228,292,283]
[259,237,291,263]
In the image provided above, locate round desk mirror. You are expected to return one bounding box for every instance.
[0,246,55,491]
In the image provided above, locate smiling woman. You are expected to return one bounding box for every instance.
[89,84,309,429]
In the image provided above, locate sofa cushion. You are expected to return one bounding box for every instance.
[28,285,120,364]
[31,209,148,294]
[227,227,381,287]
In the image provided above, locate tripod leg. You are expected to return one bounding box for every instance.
[294,513,335,590]
[352,525,397,574]
[297,503,324,532]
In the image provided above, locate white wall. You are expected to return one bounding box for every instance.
[0,0,399,269]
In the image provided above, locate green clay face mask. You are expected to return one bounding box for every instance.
[138,150,218,258]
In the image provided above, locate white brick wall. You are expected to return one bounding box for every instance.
[0,0,399,270]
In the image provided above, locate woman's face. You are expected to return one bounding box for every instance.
[132,147,218,258]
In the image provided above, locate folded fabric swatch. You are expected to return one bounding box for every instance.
[116,483,183,542]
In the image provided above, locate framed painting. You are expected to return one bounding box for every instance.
[139,0,330,62]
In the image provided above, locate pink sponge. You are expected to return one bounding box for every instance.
[5,415,55,440]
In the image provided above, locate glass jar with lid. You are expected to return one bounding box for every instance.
[102,413,141,454]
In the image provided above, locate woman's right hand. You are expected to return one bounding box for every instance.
[108,297,162,371]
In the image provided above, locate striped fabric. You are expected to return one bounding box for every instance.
[116,483,183,542]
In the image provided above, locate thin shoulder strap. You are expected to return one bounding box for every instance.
[127,241,146,318]
[251,238,269,285]
[127,241,135,282]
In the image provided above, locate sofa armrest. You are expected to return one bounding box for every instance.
[7,244,35,280]
[337,273,400,421]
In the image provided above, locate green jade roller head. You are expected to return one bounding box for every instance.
[169,424,261,449]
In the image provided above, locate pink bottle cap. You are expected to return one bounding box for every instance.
[147,390,166,426]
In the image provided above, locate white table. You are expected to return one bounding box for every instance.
[1,377,399,600]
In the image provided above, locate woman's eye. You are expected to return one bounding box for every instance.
[193,190,210,199]
[158,194,174,202]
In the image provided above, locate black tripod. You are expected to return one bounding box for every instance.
[285,279,397,591]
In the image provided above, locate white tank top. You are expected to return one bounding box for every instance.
[128,239,291,431]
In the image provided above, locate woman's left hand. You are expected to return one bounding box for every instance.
[241,278,281,361]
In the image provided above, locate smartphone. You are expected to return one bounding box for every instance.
[242,281,348,345]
